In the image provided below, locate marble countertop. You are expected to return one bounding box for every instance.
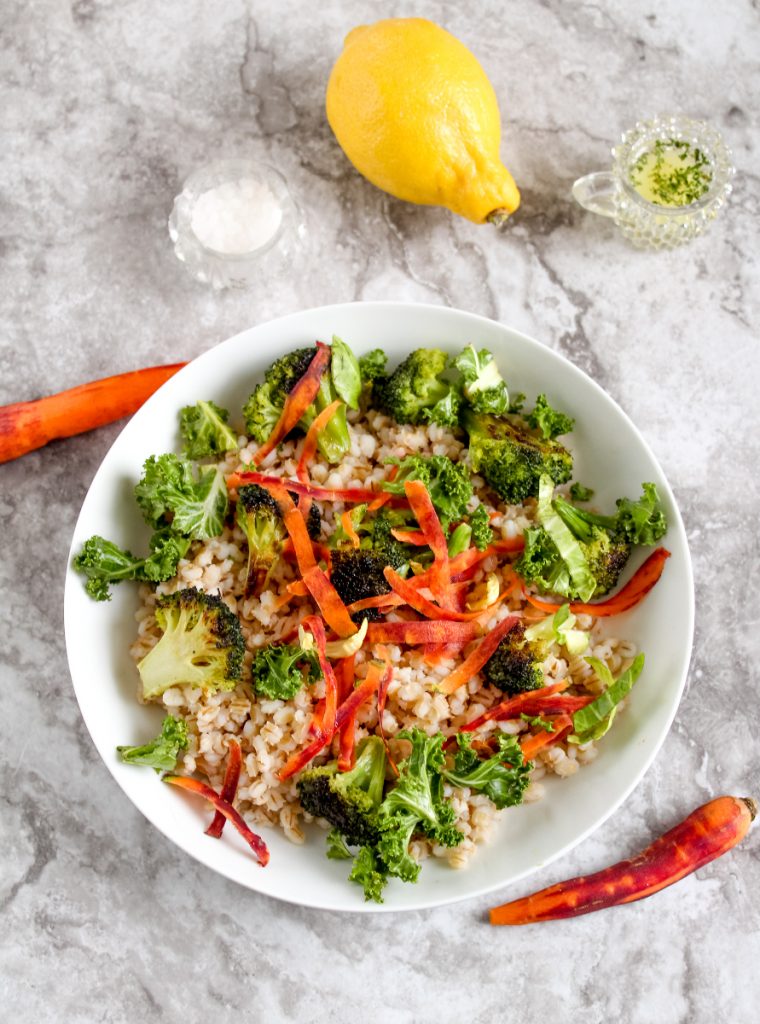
[2,2,759,1021]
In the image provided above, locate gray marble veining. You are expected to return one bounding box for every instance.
[2,1,759,1022]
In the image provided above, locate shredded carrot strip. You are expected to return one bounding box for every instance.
[404,480,453,608]
[391,528,428,545]
[366,619,482,646]
[302,616,338,741]
[519,715,573,760]
[279,666,381,780]
[163,776,269,865]
[205,739,242,839]
[524,548,671,618]
[372,646,398,776]
[341,509,361,549]
[297,398,343,483]
[269,486,355,637]
[436,616,520,695]
[346,592,405,614]
[337,655,358,772]
[251,343,330,466]
[384,567,510,622]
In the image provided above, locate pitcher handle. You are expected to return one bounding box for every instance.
[572,172,619,219]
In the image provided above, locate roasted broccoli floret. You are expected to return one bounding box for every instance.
[235,484,286,595]
[462,408,573,504]
[243,348,315,444]
[329,508,410,620]
[73,530,191,602]
[515,479,666,601]
[526,394,575,440]
[242,345,351,463]
[381,454,472,526]
[373,348,460,426]
[137,589,244,701]
[179,400,238,459]
[330,549,393,619]
[297,736,387,847]
[250,641,320,701]
[482,620,547,695]
[454,345,511,415]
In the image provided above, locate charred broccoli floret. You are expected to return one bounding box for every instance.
[515,479,667,601]
[235,484,286,595]
[330,549,393,620]
[137,589,244,701]
[374,348,460,427]
[242,345,351,463]
[243,348,315,444]
[329,509,410,620]
[482,620,547,695]
[297,736,387,847]
[462,408,573,504]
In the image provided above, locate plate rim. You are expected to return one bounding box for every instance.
[64,300,695,913]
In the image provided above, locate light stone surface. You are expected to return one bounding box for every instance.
[2,1,759,1021]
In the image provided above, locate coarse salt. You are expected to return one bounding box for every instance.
[190,177,282,254]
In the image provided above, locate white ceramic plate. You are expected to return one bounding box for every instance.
[64,302,694,912]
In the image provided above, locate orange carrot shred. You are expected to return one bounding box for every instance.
[436,616,520,695]
[519,715,573,760]
[297,398,343,483]
[341,510,361,549]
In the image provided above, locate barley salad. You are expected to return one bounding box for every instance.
[73,331,671,903]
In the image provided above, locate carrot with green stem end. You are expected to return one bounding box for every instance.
[250,342,331,466]
[205,739,242,839]
[0,362,186,464]
[490,796,757,925]
[163,775,269,865]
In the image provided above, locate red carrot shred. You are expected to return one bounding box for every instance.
[163,775,269,865]
[337,655,358,772]
[250,342,331,466]
[373,646,398,776]
[301,616,338,742]
[525,548,671,618]
[205,739,242,839]
[445,683,596,748]
[279,666,381,780]
[436,616,520,695]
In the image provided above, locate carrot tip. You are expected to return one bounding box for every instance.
[741,797,758,821]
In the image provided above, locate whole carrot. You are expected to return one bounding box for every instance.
[490,795,756,925]
[0,362,186,464]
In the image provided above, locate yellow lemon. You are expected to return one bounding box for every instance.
[326,18,520,225]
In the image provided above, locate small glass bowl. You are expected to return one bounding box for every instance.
[168,159,303,289]
[572,114,735,249]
